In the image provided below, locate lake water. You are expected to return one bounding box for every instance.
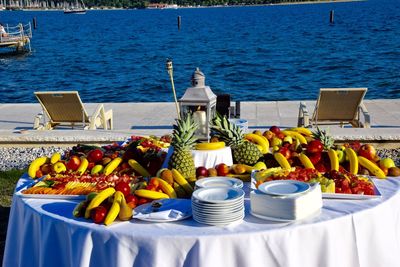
[0,0,399,103]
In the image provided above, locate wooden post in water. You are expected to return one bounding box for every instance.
[177,16,181,30]
[330,10,334,24]
[33,17,37,29]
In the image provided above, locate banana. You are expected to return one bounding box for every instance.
[151,177,177,198]
[104,192,121,226]
[358,156,387,179]
[171,168,194,194]
[128,159,151,177]
[345,148,359,175]
[173,182,188,198]
[134,189,169,200]
[84,187,116,218]
[289,127,312,137]
[298,153,315,169]
[103,157,122,175]
[50,152,61,164]
[282,130,308,144]
[72,200,87,217]
[76,157,89,175]
[28,156,48,178]
[328,149,339,171]
[91,164,104,175]
[273,152,291,169]
[244,134,269,154]
[117,192,133,221]
[195,141,225,150]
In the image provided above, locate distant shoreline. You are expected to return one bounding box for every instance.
[3,0,365,12]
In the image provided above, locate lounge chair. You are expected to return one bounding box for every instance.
[33,91,113,130]
[298,88,370,128]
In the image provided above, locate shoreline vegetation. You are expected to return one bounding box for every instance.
[1,0,363,11]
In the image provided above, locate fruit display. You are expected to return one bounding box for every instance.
[21,118,400,226]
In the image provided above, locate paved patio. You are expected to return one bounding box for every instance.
[0,99,399,144]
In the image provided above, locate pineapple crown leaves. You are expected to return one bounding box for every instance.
[210,113,243,146]
[312,127,335,150]
[171,112,198,150]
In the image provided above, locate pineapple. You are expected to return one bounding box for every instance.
[168,113,198,180]
[312,127,335,150]
[211,114,263,165]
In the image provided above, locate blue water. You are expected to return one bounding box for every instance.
[1,0,399,103]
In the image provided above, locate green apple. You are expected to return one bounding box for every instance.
[379,158,396,169]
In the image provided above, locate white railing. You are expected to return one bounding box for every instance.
[0,22,32,43]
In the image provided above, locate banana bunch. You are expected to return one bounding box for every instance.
[195,141,226,150]
[73,188,133,226]
[244,134,269,154]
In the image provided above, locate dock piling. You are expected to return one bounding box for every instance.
[177,16,181,30]
[330,10,334,24]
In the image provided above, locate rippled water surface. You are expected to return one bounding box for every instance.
[1,0,399,103]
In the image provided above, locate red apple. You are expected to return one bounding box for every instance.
[115,181,131,197]
[87,149,104,163]
[66,156,81,171]
[269,126,281,135]
[215,163,230,176]
[307,140,324,154]
[276,132,286,140]
[196,166,209,178]
[91,206,108,224]
[315,162,327,173]
[126,194,139,208]
[358,144,376,161]
[308,152,322,165]
[87,162,95,171]
[278,147,291,159]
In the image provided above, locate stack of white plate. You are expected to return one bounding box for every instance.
[195,177,243,190]
[250,180,322,221]
[191,187,245,226]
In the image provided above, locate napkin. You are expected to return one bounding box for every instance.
[133,199,192,221]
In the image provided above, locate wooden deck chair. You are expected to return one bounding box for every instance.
[298,88,370,128]
[33,91,113,130]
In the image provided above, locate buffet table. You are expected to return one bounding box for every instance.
[3,175,400,267]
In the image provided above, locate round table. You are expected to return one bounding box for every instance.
[3,175,400,267]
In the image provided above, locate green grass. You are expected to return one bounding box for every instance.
[0,169,25,207]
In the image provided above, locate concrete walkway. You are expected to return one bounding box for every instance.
[0,100,399,144]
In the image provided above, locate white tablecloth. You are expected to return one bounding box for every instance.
[3,175,400,267]
[162,146,233,169]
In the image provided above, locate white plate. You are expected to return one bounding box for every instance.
[192,187,245,204]
[133,199,192,222]
[195,177,243,189]
[258,180,310,196]
[192,198,243,208]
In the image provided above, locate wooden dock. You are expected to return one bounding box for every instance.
[0,23,32,52]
